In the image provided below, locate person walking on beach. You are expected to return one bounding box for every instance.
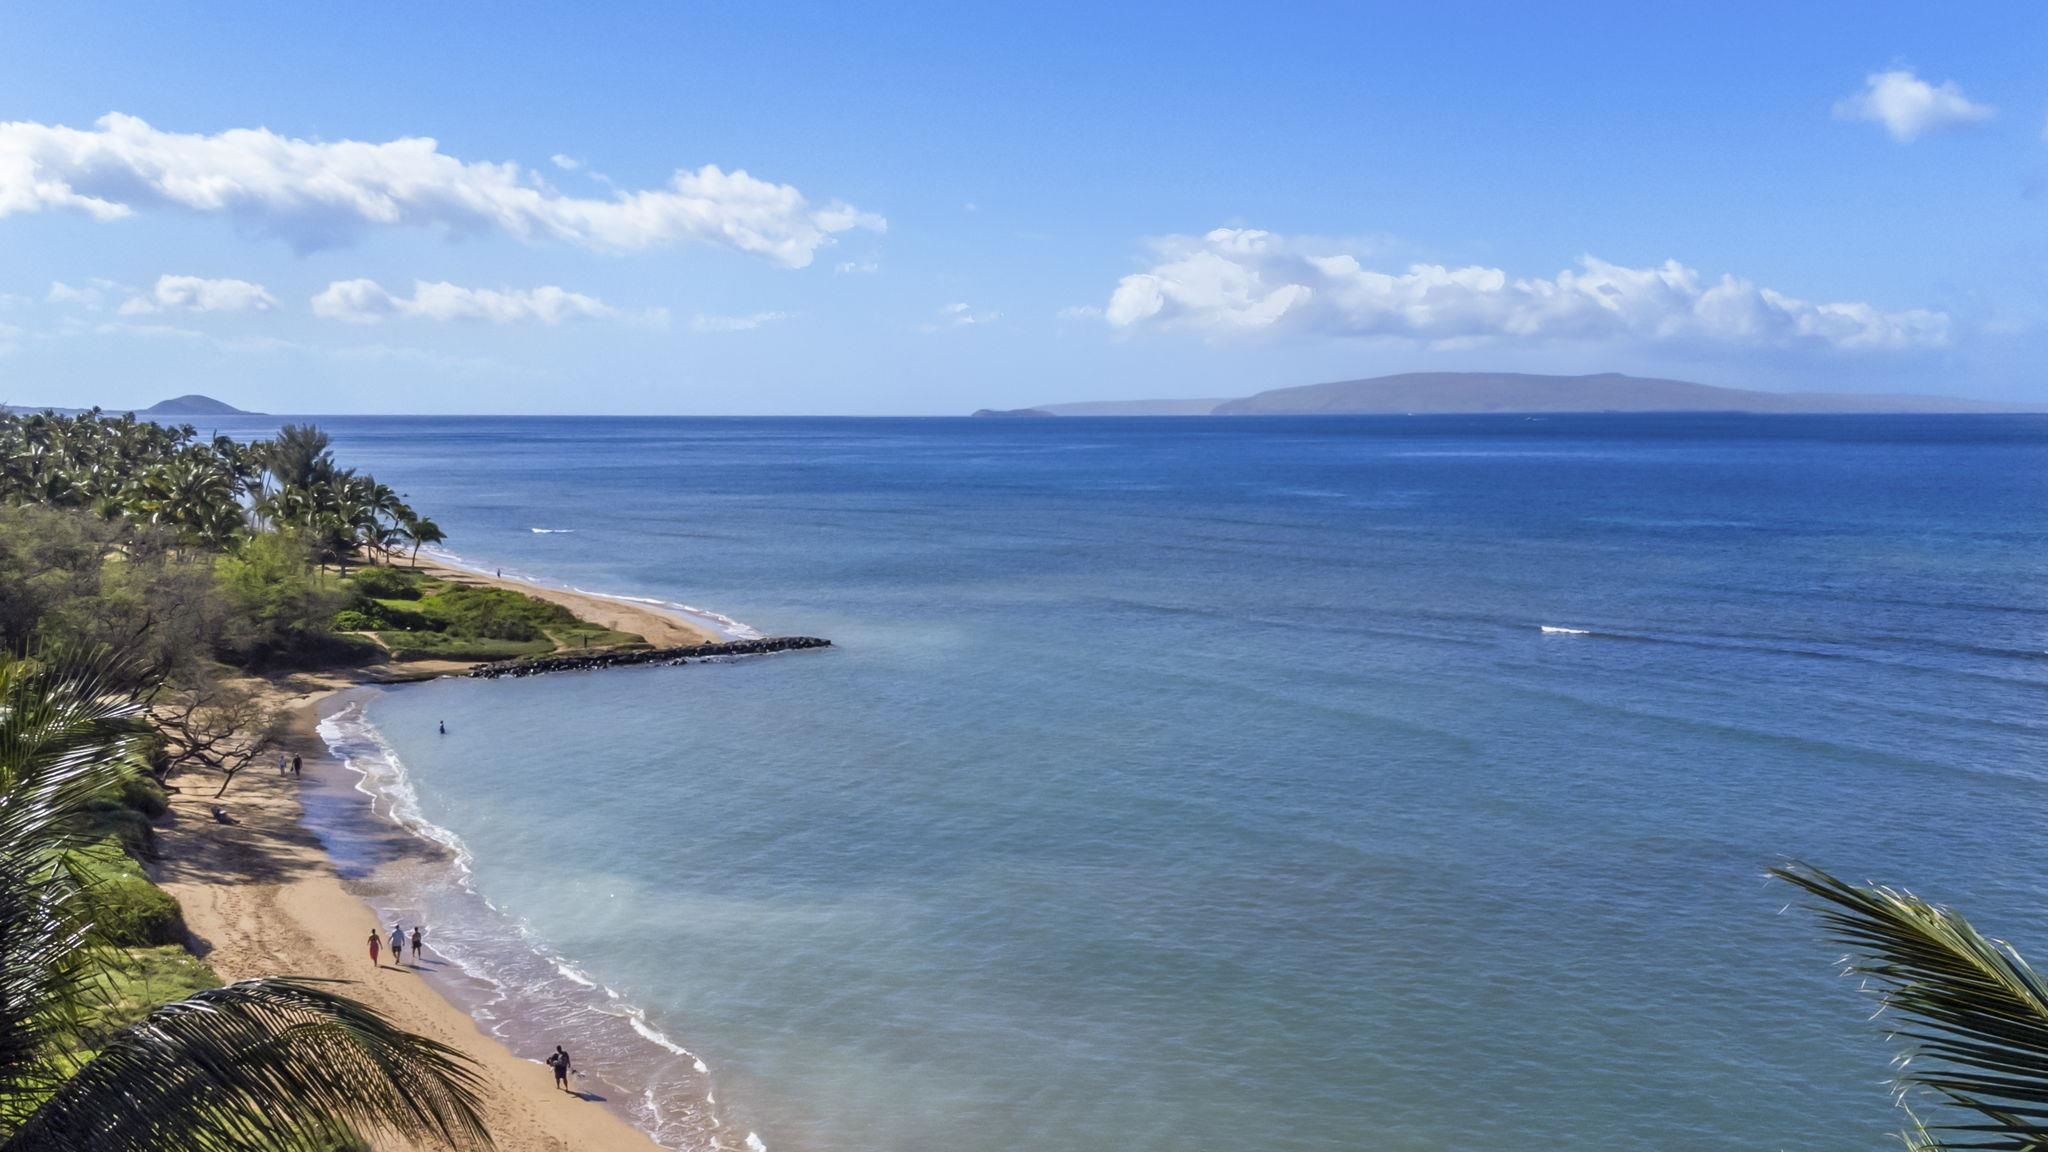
[545,1045,572,1092]
[410,925,424,961]
[291,753,301,776]
[278,752,288,776]
[438,720,445,735]
[367,930,381,967]
[389,925,406,966]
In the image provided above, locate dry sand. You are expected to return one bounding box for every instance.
[149,563,728,1151]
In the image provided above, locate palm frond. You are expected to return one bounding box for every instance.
[5,977,493,1152]
[1774,860,2048,1151]
[0,648,149,859]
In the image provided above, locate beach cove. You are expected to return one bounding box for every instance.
[148,556,823,1152]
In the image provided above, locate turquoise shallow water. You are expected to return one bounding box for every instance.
[267,414,2048,1152]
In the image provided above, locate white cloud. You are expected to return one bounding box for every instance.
[311,278,638,325]
[691,310,791,332]
[1834,69,1994,142]
[46,279,116,309]
[834,260,878,275]
[0,113,885,265]
[118,274,276,315]
[550,154,582,171]
[924,301,999,331]
[1100,228,1948,352]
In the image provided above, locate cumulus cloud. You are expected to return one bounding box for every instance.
[1098,229,1948,352]
[311,279,638,325]
[118,274,276,315]
[1834,69,1994,142]
[0,113,884,265]
[923,302,999,331]
[691,310,791,332]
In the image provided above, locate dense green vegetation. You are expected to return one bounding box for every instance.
[0,410,516,1145]
[0,652,491,1150]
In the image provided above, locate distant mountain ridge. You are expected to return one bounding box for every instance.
[1003,373,2041,416]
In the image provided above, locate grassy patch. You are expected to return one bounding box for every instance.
[77,945,222,1041]
[349,579,646,660]
[73,837,185,947]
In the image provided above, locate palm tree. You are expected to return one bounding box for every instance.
[401,514,447,567]
[1775,861,2048,1150]
[262,424,335,495]
[0,651,492,1151]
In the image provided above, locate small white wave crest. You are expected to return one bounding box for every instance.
[1539,626,1590,635]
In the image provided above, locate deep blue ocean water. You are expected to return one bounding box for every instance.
[245,414,2048,1152]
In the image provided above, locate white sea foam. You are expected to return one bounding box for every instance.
[629,1014,694,1057]
[746,1133,768,1152]
[530,527,577,533]
[1539,625,1590,635]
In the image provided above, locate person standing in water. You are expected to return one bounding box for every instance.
[438,721,445,735]
[410,925,424,961]
[367,930,381,967]
[291,753,301,776]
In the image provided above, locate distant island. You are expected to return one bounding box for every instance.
[989,372,2044,416]
[142,393,254,416]
[3,393,260,418]
[971,407,1055,418]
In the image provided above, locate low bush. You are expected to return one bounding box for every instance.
[75,838,186,946]
[349,566,422,600]
[416,585,576,642]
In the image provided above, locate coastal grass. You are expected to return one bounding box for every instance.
[338,568,647,661]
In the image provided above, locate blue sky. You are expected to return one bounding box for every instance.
[1,2,2044,414]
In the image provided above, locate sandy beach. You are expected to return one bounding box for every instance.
[149,564,725,1152]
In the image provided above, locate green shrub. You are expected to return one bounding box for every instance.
[349,566,421,600]
[75,945,221,1042]
[417,585,575,641]
[79,800,156,858]
[118,774,169,819]
[215,531,352,667]
[336,600,437,633]
[75,838,185,946]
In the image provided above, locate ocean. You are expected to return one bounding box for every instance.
[228,413,2048,1152]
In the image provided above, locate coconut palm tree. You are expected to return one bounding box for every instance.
[0,650,492,1151]
[1775,861,2048,1150]
[401,514,447,567]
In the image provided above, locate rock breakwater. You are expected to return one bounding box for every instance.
[467,636,833,679]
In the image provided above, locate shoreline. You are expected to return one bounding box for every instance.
[151,563,762,1152]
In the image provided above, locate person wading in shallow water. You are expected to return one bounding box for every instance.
[367,930,380,967]
[410,925,424,961]
[546,1045,572,1092]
